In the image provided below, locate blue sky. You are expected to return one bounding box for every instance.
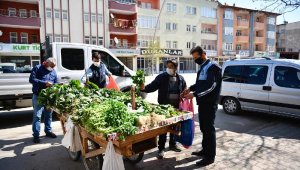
[218,0,300,24]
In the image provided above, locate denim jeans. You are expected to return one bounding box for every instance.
[32,94,53,137]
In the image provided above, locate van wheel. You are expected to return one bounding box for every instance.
[222,97,241,115]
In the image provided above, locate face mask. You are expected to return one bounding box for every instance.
[47,67,53,71]
[166,68,176,76]
[93,61,100,67]
[194,57,205,65]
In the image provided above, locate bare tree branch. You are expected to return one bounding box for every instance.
[253,0,300,14]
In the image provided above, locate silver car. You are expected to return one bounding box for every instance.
[219,58,300,118]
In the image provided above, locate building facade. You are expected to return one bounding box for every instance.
[217,3,279,64]
[276,21,300,59]
[0,0,41,71]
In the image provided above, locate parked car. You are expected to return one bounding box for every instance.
[219,57,300,118]
[0,42,136,110]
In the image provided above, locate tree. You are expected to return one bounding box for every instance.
[253,0,300,14]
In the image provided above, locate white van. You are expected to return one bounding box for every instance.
[0,42,136,110]
[219,58,300,118]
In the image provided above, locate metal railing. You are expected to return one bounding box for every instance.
[0,9,40,18]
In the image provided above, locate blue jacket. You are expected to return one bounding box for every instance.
[190,59,222,105]
[29,65,58,95]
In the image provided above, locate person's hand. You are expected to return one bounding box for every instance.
[45,81,53,87]
[184,92,194,99]
[140,83,145,90]
[181,88,190,97]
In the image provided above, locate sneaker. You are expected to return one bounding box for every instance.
[196,158,215,167]
[169,145,181,152]
[45,132,57,138]
[33,137,40,143]
[157,150,165,159]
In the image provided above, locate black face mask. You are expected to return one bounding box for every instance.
[194,57,204,65]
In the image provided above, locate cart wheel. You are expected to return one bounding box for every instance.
[124,152,144,164]
[68,149,81,161]
[83,141,104,170]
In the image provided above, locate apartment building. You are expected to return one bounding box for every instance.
[277,21,300,59]
[217,3,279,64]
[39,0,106,46]
[0,0,41,71]
[137,0,218,74]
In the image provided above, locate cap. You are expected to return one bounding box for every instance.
[166,58,178,68]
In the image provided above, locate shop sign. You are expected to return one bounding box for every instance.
[140,48,183,56]
[0,43,40,54]
[205,50,217,57]
[222,51,236,56]
[239,50,250,57]
[109,49,140,56]
[254,51,280,58]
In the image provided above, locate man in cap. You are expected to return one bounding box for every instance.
[141,59,187,159]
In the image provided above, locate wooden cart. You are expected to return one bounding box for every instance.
[57,111,193,170]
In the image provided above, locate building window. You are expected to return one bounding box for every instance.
[236,44,241,50]
[84,13,89,22]
[98,37,103,45]
[122,39,128,48]
[173,41,178,49]
[289,48,293,52]
[138,16,159,29]
[62,10,68,20]
[267,45,274,52]
[267,31,275,39]
[98,14,103,23]
[192,26,197,32]
[186,6,197,15]
[268,17,275,25]
[31,34,38,43]
[166,41,171,48]
[223,43,233,51]
[187,42,191,49]
[167,3,176,13]
[19,9,27,18]
[224,27,233,35]
[8,8,16,17]
[85,36,90,44]
[30,10,37,17]
[236,30,242,36]
[201,7,217,18]
[54,9,60,19]
[63,36,69,42]
[10,32,18,43]
[91,37,97,45]
[20,33,28,44]
[46,8,52,18]
[192,42,197,48]
[140,2,151,9]
[224,10,233,20]
[91,14,96,22]
[166,23,177,31]
[55,35,61,42]
[186,25,191,32]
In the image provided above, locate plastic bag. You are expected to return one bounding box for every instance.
[106,75,120,91]
[61,117,82,152]
[176,98,195,149]
[102,141,125,170]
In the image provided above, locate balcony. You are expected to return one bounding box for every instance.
[255,36,264,43]
[201,30,217,40]
[108,0,137,14]
[237,35,249,42]
[237,19,249,28]
[109,43,137,49]
[109,24,137,35]
[0,9,41,28]
[255,22,265,30]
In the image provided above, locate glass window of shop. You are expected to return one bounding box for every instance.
[0,56,40,73]
[137,57,156,75]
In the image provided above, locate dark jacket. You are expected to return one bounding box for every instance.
[190,59,222,105]
[142,72,187,106]
[29,64,58,95]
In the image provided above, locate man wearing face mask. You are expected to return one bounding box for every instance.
[141,59,187,159]
[82,52,112,88]
[29,57,58,143]
[182,46,222,167]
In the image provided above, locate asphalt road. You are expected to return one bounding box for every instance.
[0,74,300,170]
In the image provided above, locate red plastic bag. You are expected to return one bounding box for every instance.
[106,76,120,91]
[180,98,194,113]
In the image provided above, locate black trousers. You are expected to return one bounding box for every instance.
[158,133,176,151]
[198,102,217,159]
